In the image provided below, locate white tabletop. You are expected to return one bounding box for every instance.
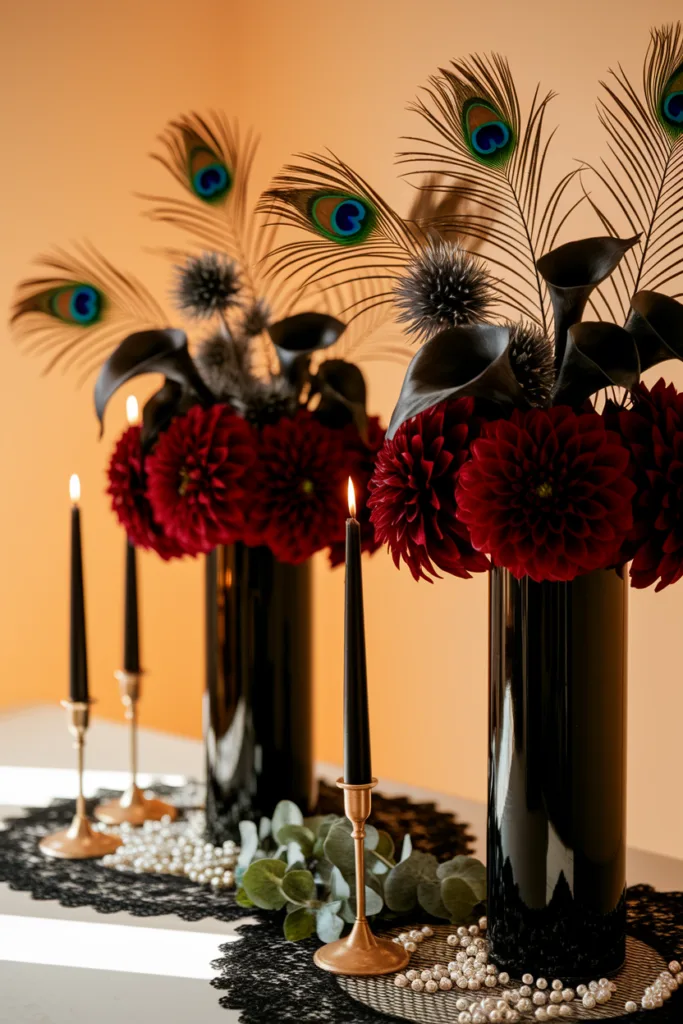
[1,706,682,1024]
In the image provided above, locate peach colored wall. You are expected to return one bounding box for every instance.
[1,0,683,861]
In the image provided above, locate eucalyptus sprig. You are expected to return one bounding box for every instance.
[235,799,486,942]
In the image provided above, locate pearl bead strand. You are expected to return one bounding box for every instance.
[99,813,238,889]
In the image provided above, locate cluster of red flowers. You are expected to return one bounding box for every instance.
[368,381,683,590]
[107,404,385,566]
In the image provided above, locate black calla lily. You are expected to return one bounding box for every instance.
[553,322,640,406]
[537,235,640,368]
[94,328,214,434]
[312,359,368,441]
[387,325,525,439]
[268,313,345,395]
[625,291,683,371]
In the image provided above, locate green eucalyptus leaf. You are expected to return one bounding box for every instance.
[369,831,395,875]
[258,817,272,844]
[329,865,351,902]
[344,884,384,920]
[400,835,413,862]
[441,876,478,924]
[235,887,255,909]
[323,821,355,875]
[286,844,305,869]
[284,906,316,941]
[237,821,259,872]
[417,880,450,920]
[272,800,304,838]
[316,901,345,943]
[277,824,315,858]
[242,858,287,911]
[281,869,317,905]
[436,857,487,903]
[384,851,438,913]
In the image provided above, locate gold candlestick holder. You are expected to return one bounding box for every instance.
[40,700,123,860]
[94,670,177,826]
[314,778,410,976]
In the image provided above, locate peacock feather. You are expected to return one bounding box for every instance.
[11,244,164,380]
[583,23,683,320]
[400,52,581,337]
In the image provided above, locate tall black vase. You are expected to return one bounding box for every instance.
[488,567,627,978]
[204,543,317,844]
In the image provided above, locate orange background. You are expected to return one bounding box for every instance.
[1,0,682,859]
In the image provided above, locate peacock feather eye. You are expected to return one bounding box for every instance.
[309,193,376,244]
[187,144,232,202]
[660,64,683,135]
[47,284,102,325]
[463,98,515,166]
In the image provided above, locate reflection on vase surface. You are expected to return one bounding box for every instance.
[488,567,627,977]
[205,543,316,843]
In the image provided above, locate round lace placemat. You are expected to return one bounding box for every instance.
[339,929,667,1021]
[0,781,473,922]
[211,887,683,1024]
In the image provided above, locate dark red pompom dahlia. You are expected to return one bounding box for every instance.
[367,398,489,582]
[244,410,347,564]
[107,425,186,561]
[456,407,636,582]
[327,416,386,568]
[611,379,683,591]
[145,404,255,557]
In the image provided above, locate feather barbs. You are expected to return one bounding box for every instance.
[11,245,165,379]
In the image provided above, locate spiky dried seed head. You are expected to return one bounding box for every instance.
[173,252,242,319]
[509,322,555,408]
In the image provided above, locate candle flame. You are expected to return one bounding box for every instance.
[69,474,81,505]
[126,395,140,426]
[347,477,356,518]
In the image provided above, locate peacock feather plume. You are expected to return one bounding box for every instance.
[11,244,164,380]
[583,23,683,320]
[400,53,581,337]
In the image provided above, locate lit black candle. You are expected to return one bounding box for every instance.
[343,478,372,784]
[69,474,88,703]
[124,539,139,673]
[123,396,140,674]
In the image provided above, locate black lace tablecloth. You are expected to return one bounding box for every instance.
[0,781,473,921]
[211,887,683,1024]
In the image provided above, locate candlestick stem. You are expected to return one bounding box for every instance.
[94,671,177,826]
[313,778,410,976]
[39,701,122,860]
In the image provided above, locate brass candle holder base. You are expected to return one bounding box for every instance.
[314,778,410,977]
[94,669,177,826]
[94,783,177,826]
[40,699,123,861]
[39,812,122,860]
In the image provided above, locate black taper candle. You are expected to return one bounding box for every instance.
[123,538,140,673]
[343,480,372,784]
[69,475,88,703]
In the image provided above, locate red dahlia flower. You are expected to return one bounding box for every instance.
[107,425,185,561]
[611,379,683,591]
[146,404,255,557]
[456,407,635,582]
[244,410,347,564]
[328,416,386,568]
[367,398,489,582]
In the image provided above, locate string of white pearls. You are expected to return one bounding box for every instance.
[637,960,682,1011]
[99,813,238,890]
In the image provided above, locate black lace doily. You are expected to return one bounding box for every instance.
[211,885,683,1024]
[0,781,473,922]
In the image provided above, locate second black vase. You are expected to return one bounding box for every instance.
[204,543,317,843]
[488,566,627,978]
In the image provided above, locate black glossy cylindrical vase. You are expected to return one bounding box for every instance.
[488,567,627,978]
[204,543,316,843]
